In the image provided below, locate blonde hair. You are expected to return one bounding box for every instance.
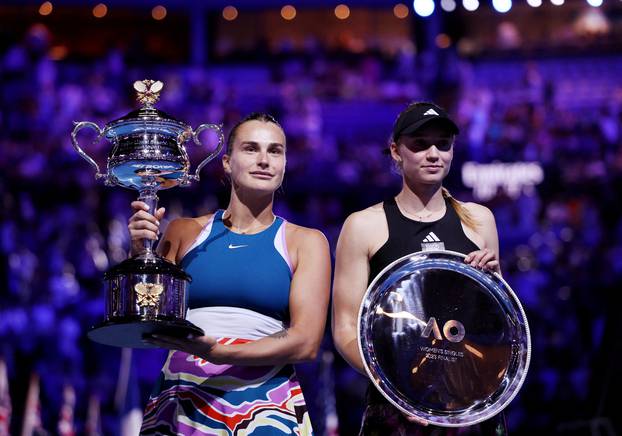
[442,187,478,230]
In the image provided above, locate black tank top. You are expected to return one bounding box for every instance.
[369,196,479,283]
[363,197,508,434]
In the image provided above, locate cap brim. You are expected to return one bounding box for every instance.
[399,116,459,137]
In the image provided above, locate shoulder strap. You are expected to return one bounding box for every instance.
[179,211,221,264]
[442,197,462,226]
[263,216,284,239]
[382,197,404,237]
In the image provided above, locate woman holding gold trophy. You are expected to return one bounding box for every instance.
[128,113,331,435]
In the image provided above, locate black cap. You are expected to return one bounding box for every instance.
[392,102,459,142]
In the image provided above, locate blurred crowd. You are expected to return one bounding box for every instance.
[1,23,622,435]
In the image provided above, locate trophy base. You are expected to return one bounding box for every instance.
[88,316,204,349]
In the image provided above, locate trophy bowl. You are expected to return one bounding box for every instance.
[358,250,531,427]
[72,80,224,348]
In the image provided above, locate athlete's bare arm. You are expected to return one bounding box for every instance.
[462,202,501,274]
[332,204,387,374]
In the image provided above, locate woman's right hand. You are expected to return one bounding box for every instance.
[128,201,166,256]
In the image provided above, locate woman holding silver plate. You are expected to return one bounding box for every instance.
[332,102,510,435]
[128,113,331,435]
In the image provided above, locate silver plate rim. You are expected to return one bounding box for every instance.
[357,249,532,427]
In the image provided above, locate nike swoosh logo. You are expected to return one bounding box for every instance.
[228,244,248,249]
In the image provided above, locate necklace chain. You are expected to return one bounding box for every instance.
[395,196,444,221]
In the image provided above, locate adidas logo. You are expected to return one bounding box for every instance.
[424,108,440,116]
[423,232,441,242]
[421,232,445,251]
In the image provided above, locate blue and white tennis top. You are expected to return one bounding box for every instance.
[180,210,293,340]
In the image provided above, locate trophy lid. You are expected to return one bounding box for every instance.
[104,80,191,139]
[115,106,181,123]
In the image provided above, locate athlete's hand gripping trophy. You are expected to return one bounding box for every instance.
[71,80,224,347]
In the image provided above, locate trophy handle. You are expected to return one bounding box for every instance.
[185,123,225,183]
[71,121,106,180]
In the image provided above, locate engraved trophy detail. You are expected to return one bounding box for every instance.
[71,80,224,348]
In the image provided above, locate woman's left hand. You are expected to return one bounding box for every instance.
[464,248,500,274]
[144,334,221,363]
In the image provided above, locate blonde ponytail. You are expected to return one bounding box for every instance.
[442,187,478,230]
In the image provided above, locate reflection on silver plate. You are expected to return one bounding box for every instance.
[358,250,530,427]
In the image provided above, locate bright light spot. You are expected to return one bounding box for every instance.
[527,0,542,7]
[39,1,53,16]
[413,0,435,17]
[575,8,610,34]
[587,0,603,6]
[441,0,457,11]
[222,6,238,21]
[550,0,564,6]
[393,3,410,18]
[92,3,108,18]
[463,0,480,11]
[435,33,451,48]
[335,4,350,19]
[152,5,167,20]
[492,0,512,12]
[281,5,296,20]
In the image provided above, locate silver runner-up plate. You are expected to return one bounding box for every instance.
[358,250,531,427]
